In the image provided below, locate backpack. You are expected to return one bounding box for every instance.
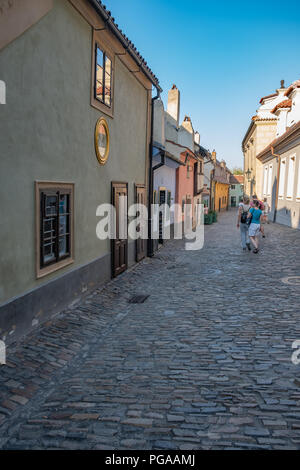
[240,204,248,224]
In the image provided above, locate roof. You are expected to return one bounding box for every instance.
[197,145,211,159]
[259,93,277,104]
[271,99,292,114]
[256,120,300,160]
[284,79,300,97]
[230,174,244,184]
[242,117,277,148]
[165,139,202,162]
[89,0,161,91]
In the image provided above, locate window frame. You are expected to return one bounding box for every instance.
[91,32,115,118]
[35,182,74,279]
[278,157,286,199]
[286,154,296,200]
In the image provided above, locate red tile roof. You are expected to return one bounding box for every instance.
[284,80,300,97]
[231,174,244,184]
[271,99,292,114]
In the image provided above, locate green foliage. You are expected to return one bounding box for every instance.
[232,167,243,175]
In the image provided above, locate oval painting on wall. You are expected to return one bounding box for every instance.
[95,117,110,165]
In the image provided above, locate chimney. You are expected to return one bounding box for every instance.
[211,150,216,162]
[181,115,194,134]
[280,79,285,89]
[167,84,180,127]
[220,160,226,168]
[194,131,200,145]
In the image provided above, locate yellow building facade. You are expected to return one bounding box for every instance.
[214,182,230,212]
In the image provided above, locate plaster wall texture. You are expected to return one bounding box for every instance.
[276,144,300,229]
[0,0,149,305]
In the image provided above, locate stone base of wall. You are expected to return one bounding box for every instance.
[0,241,136,346]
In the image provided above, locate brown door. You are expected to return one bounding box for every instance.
[112,183,128,277]
[135,184,146,262]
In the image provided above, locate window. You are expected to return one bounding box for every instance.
[36,182,74,278]
[167,190,171,207]
[231,185,235,190]
[95,44,112,107]
[296,160,300,200]
[286,155,296,199]
[187,164,191,179]
[267,164,273,196]
[263,165,268,196]
[194,161,202,195]
[278,158,286,199]
[91,34,114,117]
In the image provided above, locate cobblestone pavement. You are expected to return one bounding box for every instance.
[0,210,300,450]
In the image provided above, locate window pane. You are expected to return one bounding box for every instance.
[46,196,57,216]
[43,241,56,263]
[105,56,111,75]
[59,194,68,214]
[104,72,111,106]
[59,236,69,257]
[96,47,104,102]
[59,215,69,235]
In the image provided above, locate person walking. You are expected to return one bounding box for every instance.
[247,199,263,253]
[237,196,251,251]
[251,194,265,237]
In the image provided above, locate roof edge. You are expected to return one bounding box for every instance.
[88,0,162,91]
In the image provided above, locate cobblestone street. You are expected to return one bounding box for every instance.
[0,210,300,450]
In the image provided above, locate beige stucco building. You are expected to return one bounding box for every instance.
[242,82,288,198]
[257,79,300,228]
[0,0,161,343]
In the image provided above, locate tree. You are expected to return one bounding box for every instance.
[232,167,243,175]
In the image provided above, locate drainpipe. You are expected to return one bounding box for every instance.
[147,87,161,257]
[271,146,281,223]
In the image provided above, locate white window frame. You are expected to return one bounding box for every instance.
[278,157,286,199]
[267,164,273,196]
[286,154,296,200]
[296,158,300,201]
[263,165,268,196]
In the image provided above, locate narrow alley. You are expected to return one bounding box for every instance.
[0,211,300,450]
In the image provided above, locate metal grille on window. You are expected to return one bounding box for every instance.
[40,191,71,268]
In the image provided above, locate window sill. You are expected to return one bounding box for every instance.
[91,97,114,118]
[36,257,74,280]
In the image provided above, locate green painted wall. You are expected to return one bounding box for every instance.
[229,184,244,207]
[0,0,148,304]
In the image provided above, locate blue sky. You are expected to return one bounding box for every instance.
[104,0,300,169]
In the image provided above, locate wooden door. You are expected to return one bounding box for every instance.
[111,183,128,278]
[135,184,146,262]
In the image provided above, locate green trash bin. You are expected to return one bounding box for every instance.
[204,213,213,225]
[211,211,217,223]
[208,211,216,223]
